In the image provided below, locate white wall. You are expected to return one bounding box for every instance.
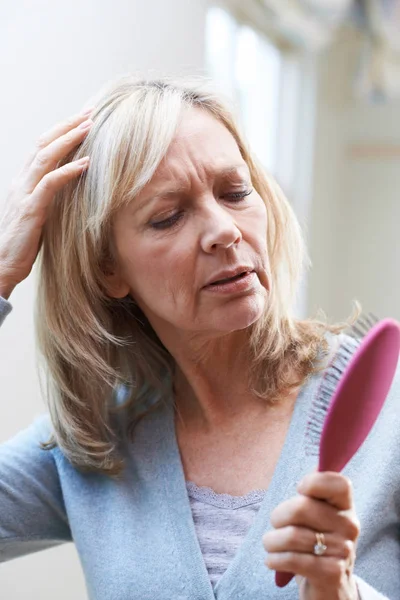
[0,1,207,598]
[308,26,400,323]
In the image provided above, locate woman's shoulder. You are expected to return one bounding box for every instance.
[0,413,58,480]
[1,413,53,448]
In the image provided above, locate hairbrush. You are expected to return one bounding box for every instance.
[275,317,400,587]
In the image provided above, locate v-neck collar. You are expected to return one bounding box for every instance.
[152,372,321,599]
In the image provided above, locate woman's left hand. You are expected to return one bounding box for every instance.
[262,471,361,600]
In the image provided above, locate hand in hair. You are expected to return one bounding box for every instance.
[0,107,94,299]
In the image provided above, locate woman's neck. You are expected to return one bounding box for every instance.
[169,329,268,434]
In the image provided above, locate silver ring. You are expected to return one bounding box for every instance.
[313,532,327,556]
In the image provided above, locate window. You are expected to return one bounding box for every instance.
[205,6,281,175]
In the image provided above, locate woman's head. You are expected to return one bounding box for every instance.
[48,76,305,329]
[106,104,272,349]
[37,75,347,476]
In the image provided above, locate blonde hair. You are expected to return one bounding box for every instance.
[36,75,360,477]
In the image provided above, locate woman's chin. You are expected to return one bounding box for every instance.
[210,294,266,332]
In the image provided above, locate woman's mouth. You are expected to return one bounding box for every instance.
[209,271,250,285]
[204,271,257,293]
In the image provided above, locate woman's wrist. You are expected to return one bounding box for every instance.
[0,279,14,300]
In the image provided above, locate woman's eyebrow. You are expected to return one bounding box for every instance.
[217,164,251,180]
[134,164,250,213]
[219,164,247,173]
[134,185,187,213]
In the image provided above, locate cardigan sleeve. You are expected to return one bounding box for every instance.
[0,296,72,561]
[0,414,72,561]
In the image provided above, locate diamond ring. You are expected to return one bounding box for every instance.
[313,532,327,556]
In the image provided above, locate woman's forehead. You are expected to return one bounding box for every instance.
[145,162,250,196]
[149,110,248,183]
[169,107,239,154]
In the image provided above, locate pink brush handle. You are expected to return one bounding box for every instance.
[276,571,295,588]
[275,320,400,588]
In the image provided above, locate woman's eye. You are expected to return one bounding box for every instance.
[225,188,253,201]
[149,189,253,230]
[150,212,183,230]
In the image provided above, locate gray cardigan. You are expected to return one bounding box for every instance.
[0,295,398,598]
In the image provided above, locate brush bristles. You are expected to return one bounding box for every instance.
[304,312,380,458]
[304,335,361,457]
[346,312,379,341]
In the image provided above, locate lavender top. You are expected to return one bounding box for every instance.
[186,480,266,589]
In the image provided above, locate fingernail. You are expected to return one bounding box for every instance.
[77,156,90,165]
[79,119,93,130]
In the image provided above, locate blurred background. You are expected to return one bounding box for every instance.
[0,0,399,597]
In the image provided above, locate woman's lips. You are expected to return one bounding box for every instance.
[203,271,257,293]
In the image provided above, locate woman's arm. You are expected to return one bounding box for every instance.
[0,296,72,560]
[0,413,72,561]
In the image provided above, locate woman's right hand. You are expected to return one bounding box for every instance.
[0,107,94,300]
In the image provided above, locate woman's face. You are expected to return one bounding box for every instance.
[108,107,270,342]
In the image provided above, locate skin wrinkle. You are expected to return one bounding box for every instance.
[133,164,251,216]
[105,107,272,433]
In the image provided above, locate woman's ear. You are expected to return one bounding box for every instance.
[101,242,131,299]
[103,263,131,299]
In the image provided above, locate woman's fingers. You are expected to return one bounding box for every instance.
[21,107,95,173]
[0,107,95,297]
[35,106,95,151]
[21,116,94,194]
[262,525,354,560]
[297,471,354,511]
[20,110,89,176]
[28,156,90,222]
[265,552,353,588]
[0,156,90,296]
[269,494,359,540]
[263,472,360,596]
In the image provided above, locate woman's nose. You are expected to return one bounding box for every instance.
[199,204,242,253]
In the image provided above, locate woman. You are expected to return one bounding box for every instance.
[0,76,398,599]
